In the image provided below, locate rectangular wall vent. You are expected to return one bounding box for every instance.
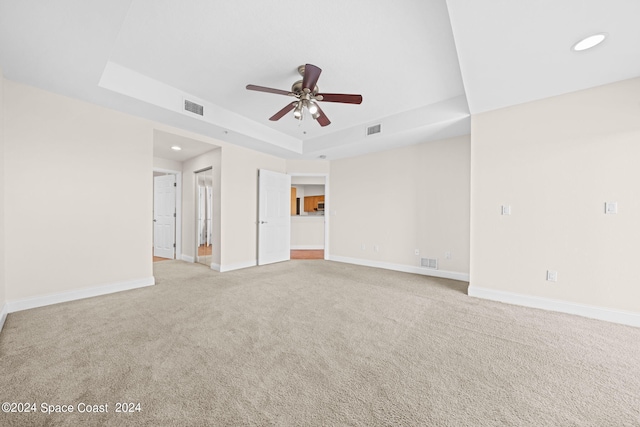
[184,99,204,116]
[420,258,438,269]
[366,124,381,136]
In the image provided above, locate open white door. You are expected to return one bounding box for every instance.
[258,169,291,265]
[154,174,176,259]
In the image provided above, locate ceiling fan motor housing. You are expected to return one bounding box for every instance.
[291,80,319,96]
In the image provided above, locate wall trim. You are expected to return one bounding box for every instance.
[329,255,470,282]
[181,254,194,263]
[0,303,8,334]
[220,260,257,273]
[291,245,325,250]
[468,285,640,328]
[7,277,155,313]
[210,263,221,272]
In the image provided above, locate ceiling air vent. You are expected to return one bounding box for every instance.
[420,258,438,269]
[184,99,204,116]
[366,124,381,136]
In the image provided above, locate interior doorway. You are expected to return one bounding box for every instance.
[290,174,329,260]
[195,168,213,266]
[153,169,182,262]
[290,250,324,260]
[257,169,292,266]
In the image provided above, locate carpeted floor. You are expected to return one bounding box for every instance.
[1,260,639,426]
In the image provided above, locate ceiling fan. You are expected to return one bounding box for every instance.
[246,64,362,127]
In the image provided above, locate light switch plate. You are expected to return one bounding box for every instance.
[605,202,617,214]
[501,205,511,215]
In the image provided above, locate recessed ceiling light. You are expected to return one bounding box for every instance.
[170,146,182,151]
[572,33,607,52]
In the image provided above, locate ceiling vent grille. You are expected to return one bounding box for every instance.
[366,124,381,136]
[184,99,204,116]
[420,258,438,269]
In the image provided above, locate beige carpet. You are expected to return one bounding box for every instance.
[1,260,639,426]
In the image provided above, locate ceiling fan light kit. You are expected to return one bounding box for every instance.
[246,64,363,127]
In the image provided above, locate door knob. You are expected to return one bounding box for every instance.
[260,221,268,224]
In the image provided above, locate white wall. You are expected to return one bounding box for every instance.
[220,144,286,269]
[5,71,640,327]
[181,148,221,266]
[330,135,470,279]
[470,77,640,317]
[0,69,6,328]
[153,156,182,172]
[148,125,290,272]
[291,216,325,249]
[286,159,330,175]
[3,81,154,303]
[302,185,325,197]
[1,79,290,308]
[291,177,326,185]
[287,160,329,249]
[152,129,289,271]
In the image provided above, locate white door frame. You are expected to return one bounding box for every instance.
[289,173,329,260]
[194,167,213,267]
[153,168,182,260]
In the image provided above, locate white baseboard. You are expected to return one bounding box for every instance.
[468,285,640,328]
[0,303,8,334]
[7,277,156,313]
[210,263,221,272]
[329,255,470,282]
[181,254,195,263]
[291,245,325,250]
[219,260,257,273]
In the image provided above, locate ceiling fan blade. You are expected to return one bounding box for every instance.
[314,103,331,127]
[246,84,292,96]
[269,102,297,121]
[316,93,363,104]
[302,64,322,92]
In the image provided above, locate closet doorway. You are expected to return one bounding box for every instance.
[153,169,181,262]
[195,168,213,266]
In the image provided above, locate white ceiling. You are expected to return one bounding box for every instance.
[1,0,638,161]
[153,130,220,163]
[447,0,640,114]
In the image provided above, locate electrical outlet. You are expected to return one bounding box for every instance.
[605,202,617,214]
[414,249,420,256]
[374,245,379,252]
[546,270,558,282]
[445,251,451,259]
[361,243,366,251]
[501,205,511,215]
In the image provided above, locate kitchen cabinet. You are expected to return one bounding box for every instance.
[303,197,313,212]
[303,195,325,212]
